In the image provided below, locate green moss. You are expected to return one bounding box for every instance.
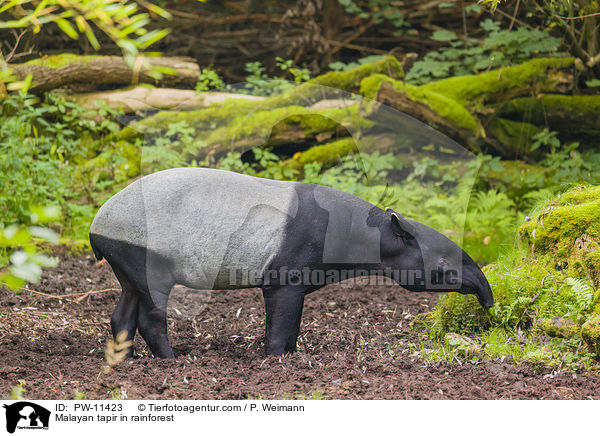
[267,56,403,109]
[581,315,600,353]
[22,54,102,69]
[360,74,479,133]
[410,312,437,331]
[520,185,600,265]
[206,104,373,153]
[206,105,312,146]
[287,113,339,136]
[420,57,574,105]
[131,97,262,135]
[499,94,600,135]
[419,185,600,339]
[536,317,581,339]
[311,55,404,91]
[285,137,358,169]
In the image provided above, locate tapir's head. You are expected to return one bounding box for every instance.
[377,208,494,308]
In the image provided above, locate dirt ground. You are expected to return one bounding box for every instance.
[1,251,599,400]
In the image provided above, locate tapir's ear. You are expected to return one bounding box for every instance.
[390,212,415,238]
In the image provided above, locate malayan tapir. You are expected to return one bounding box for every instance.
[89,167,493,358]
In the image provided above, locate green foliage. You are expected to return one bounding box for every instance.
[329,55,387,72]
[565,278,594,313]
[0,0,177,65]
[406,19,563,85]
[0,92,128,291]
[0,206,60,290]
[463,190,519,263]
[480,0,600,72]
[195,67,226,92]
[9,382,26,400]
[276,57,311,83]
[337,0,407,32]
[530,130,600,185]
[235,59,311,96]
[0,92,122,240]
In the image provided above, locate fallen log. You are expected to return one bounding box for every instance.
[8,54,201,93]
[69,87,264,113]
[359,57,577,157]
[498,94,600,139]
[360,74,483,153]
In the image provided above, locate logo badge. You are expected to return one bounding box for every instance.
[3,402,50,433]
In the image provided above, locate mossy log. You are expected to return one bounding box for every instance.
[198,104,373,161]
[498,94,600,139]
[8,54,201,93]
[310,55,404,93]
[266,55,404,108]
[280,133,402,172]
[419,57,574,106]
[582,315,600,354]
[360,58,576,157]
[360,74,481,152]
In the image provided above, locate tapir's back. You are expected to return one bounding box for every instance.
[90,168,299,289]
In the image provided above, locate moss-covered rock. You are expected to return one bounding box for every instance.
[519,185,600,278]
[410,311,438,331]
[418,185,600,337]
[536,317,580,339]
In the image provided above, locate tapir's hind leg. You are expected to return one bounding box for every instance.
[93,234,176,358]
[262,287,305,355]
[110,267,140,357]
[137,299,175,359]
[133,252,176,359]
[111,264,175,359]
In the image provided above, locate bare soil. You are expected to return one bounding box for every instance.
[1,251,599,400]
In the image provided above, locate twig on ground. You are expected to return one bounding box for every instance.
[1,285,120,301]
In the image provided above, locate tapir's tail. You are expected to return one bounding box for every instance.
[89,233,104,261]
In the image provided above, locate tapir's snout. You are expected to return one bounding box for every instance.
[474,279,494,308]
[462,254,494,308]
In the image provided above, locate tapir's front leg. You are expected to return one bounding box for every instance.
[262,286,305,355]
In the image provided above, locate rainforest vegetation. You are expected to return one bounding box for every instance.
[1,0,600,373]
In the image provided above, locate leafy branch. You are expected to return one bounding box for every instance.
[0,0,189,65]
